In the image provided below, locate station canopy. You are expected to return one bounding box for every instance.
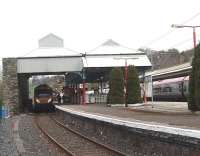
[17,34,83,74]
[83,39,151,68]
[83,39,151,82]
[17,34,151,82]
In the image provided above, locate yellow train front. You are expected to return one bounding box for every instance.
[32,84,55,112]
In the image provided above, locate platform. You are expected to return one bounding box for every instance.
[56,102,200,138]
[55,103,200,155]
[125,101,193,114]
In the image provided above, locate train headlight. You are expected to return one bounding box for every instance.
[48,98,52,103]
[36,98,40,103]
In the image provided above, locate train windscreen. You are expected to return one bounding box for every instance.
[37,93,51,98]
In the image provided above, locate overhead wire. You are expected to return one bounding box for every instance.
[180,11,200,25]
[9,11,200,58]
[169,12,200,50]
[3,11,200,58]
[169,37,192,49]
[142,11,200,48]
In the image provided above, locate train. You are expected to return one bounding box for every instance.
[144,76,189,101]
[32,84,55,112]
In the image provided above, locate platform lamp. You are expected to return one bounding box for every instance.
[81,52,88,105]
[171,24,200,50]
[150,49,154,104]
[82,69,86,105]
[114,57,138,107]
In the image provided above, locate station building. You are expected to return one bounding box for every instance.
[3,34,151,113]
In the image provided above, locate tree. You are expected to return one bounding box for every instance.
[126,65,142,104]
[188,43,200,111]
[107,68,124,104]
[167,48,179,53]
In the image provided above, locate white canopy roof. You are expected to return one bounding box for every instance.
[87,39,143,55]
[22,34,81,58]
[17,36,151,73]
[22,48,81,58]
[84,39,151,68]
[83,55,151,68]
[144,62,191,77]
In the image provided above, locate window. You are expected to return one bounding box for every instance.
[179,83,183,92]
[154,87,161,94]
[162,87,172,92]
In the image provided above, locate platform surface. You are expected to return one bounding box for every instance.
[56,102,200,139]
[125,101,191,114]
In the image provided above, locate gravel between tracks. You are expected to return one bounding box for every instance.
[0,118,18,156]
[18,113,61,156]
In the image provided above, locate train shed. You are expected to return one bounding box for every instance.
[3,34,151,113]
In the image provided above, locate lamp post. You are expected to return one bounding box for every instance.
[82,69,86,105]
[171,24,200,49]
[114,57,138,107]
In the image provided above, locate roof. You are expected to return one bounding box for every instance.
[145,62,192,77]
[154,76,189,85]
[18,37,151,71]
[22,48,81,58]
[20,34,81,58]
[39,33,64,47]
[84,39,151,68]
[82,55,151,68]
[87,39,144,55]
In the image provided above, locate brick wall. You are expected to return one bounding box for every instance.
[3,58,19,114]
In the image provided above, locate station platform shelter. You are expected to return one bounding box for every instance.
[2,34,151,113]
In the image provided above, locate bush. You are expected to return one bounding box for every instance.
[108,68,124,104]
[188,43,200,111]
[126,65,142,104]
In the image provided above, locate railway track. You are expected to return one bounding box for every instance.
[35,114,126,156]
[35,114,74,156]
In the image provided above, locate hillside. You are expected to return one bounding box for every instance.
[145,48,193,70]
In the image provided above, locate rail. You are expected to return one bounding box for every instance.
[34,115,75,156]
[51,116,126,156]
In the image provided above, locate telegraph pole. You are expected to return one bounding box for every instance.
[150,49,154,103]
[171,24,200,49]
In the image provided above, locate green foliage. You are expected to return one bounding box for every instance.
[126,65,142,104]
[11,106,19,115]
[108,68,124,104]
[188,71,196,110]
[188,43,200,111]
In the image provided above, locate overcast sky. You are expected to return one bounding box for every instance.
[0,0,200,58]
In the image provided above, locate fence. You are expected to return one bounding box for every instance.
[95,94,107,104]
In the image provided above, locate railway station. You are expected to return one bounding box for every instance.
[1,35,200,156]
[2,1,200,155]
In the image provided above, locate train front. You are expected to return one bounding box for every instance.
[32,84,55,112]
